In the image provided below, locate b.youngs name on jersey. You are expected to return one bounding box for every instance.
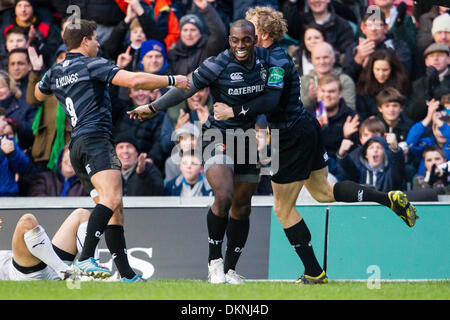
[228,84,264,96]
[56,73,79,88]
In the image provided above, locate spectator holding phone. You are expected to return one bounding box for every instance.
[0,111,29,196]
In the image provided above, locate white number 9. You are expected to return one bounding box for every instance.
[65,97,78,127]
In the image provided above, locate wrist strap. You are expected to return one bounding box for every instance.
[148,103,158,113]
[167,75,176,86]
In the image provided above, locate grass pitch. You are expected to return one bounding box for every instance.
[0,279,448,300]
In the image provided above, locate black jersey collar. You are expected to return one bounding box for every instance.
[267,42,280,52]
[65,52,85,59]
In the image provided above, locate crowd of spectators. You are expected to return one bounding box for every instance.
[0,0,448,199]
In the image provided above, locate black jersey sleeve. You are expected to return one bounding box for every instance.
[231,63,286,119]
[38,68,53,95]
[192,51,228,90]
[231,87,282,119]
[86,57,121,83]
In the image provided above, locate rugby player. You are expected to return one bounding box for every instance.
[34,19,190,282]
[213,6,418,284]
[129,20,277,284]
[0,209,95,281]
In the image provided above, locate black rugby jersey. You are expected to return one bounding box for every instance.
[192,46,270,131]
[39,52,120,139]
[229,43,306,129]
[265,43,305,127]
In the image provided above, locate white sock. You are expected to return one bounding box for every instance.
[24,225,69,279]
[76,222,99,260]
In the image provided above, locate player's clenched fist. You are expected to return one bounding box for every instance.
[174,75,191,90]
[213,102,234,121]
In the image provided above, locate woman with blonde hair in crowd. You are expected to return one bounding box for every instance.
[0,70,35,151]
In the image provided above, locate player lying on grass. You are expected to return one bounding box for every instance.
[0,208,107,281]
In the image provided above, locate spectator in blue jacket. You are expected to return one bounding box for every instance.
[338,135,405,192]
[0,114,29,196]
[164,150,213,197]
[406,99,450,176]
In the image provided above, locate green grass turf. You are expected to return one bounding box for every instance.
[0,279,449,300]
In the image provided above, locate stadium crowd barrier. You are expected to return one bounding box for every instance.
[1,196,449,281]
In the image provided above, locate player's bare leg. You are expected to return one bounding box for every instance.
[305,167,418,227]
[92,171,140,281]
[272,180,304,228]
[207,165,234,218]
[12,214,42,268]
[205,164,234,283]
[272,180,328,284]
[303,167,335,203]
[12,214,72,279]
[74,169,122,279]
[223,180,258,284]
[52,208,91,256]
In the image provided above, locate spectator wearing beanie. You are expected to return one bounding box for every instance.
[417,10,450,55]
[167,0,226,76]
[430,13,450,49]
[114,132,164,196]
[0,0,62,68]
[139,39,170,75]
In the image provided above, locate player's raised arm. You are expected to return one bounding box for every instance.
[111,69,190,91]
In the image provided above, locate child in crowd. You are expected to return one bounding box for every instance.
[164,122,200,181]
[338,135,405,192]
[406,99,450,177]
[337,116,386,178]
[375,87,413,145]
[413,145,449,192]
[441,94,450,116]
[164,149,213,197]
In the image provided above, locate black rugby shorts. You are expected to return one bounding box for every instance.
[271,112,328,184]
[69,132,121,195]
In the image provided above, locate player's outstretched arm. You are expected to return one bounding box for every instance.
[128,76,200,121]
[112,70,190,91]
